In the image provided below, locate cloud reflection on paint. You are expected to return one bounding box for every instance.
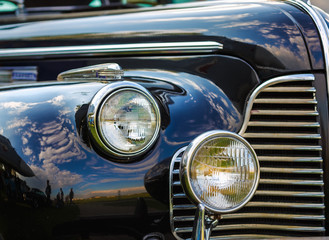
[29,162,83,191]
[2,94,86,196]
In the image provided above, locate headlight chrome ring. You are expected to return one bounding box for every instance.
[88,81,161,158]
[180,130,260,214]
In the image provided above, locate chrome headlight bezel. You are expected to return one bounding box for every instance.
[87,81,161,158]
[180,130,260,214]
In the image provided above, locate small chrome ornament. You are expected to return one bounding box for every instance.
[57,63,124,82]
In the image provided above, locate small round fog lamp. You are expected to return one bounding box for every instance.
[180,130,259,214]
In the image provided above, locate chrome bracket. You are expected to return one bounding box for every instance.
[192,204,219,240]
[57,63,124,82]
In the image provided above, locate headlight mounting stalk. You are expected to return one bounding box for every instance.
[193,204,221,240]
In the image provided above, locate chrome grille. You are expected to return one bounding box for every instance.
[169,74,325,239]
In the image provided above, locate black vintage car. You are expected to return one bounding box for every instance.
[0,0,328,239]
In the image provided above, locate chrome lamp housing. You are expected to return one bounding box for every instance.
[180,130,260,239]
[87,81,161,159]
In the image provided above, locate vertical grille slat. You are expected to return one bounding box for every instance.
[170,74,325,239]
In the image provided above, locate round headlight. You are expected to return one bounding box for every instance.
[180,130,259,214]
[88,82,161,158]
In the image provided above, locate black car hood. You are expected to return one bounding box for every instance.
[0,0,324,80]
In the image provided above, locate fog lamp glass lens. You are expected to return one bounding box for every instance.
[190,137,257,211]
[99,89,158,154]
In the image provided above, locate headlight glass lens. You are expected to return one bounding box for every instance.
[187,134,258,212]
[98,88,159,155]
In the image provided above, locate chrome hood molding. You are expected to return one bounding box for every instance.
[0,41,223,60]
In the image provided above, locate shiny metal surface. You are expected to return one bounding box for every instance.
[57,63,124,81]
[257,156,322,162]
[203,235,324,239]
[169,147,187,240]
[239,74,315,134]
[262,86,316,92]
[191,204,218,240]
[243,133,321,139]
[87,81,161,158]
[192,204,207,240]
[174,212,325,221]
[0,41,222,59]
[248,121,320,127]
[175,224,324,233]
[260,167,323,174]
[250,109,319,116]
[251,144,322,150]
[180,130,259,214]
[255,190,324,197]
[253,98,317,104]
[245,201,324,208]
[170,73,325,239]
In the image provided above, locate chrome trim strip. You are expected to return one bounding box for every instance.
[262,86,316,92]
[248,121,320,127]
[209,234,312,239]
[253,98,317,104]
[260,167,323,174]
[287,1,329,99]
[173,216,195,221]
[259,179,324,186]
[173,213,325,221]
[258,156,323,162]
[169,147,186,240]
[173,193,187,198]
[255,190,324,197]
[0,41,223,59]
[243,133,321,139]
[239,74,315,135]
[250,110,319,116]
[212,224,325,232]
[176,224,325,233]
[173,181,181,186]
[251,144,322,151]
[246,201,325,209]
[173,204,197,210]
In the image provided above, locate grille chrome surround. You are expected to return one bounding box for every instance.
[170,74,325,239]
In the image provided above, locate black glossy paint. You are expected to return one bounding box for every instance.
[0,0,327,239]
[0,54,259,239]
[281,3,325,70]
[0,0,323,80]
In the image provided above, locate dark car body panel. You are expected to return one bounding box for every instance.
[0,54,259,239]
[0,1,324,80]
[0,0,328,239]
